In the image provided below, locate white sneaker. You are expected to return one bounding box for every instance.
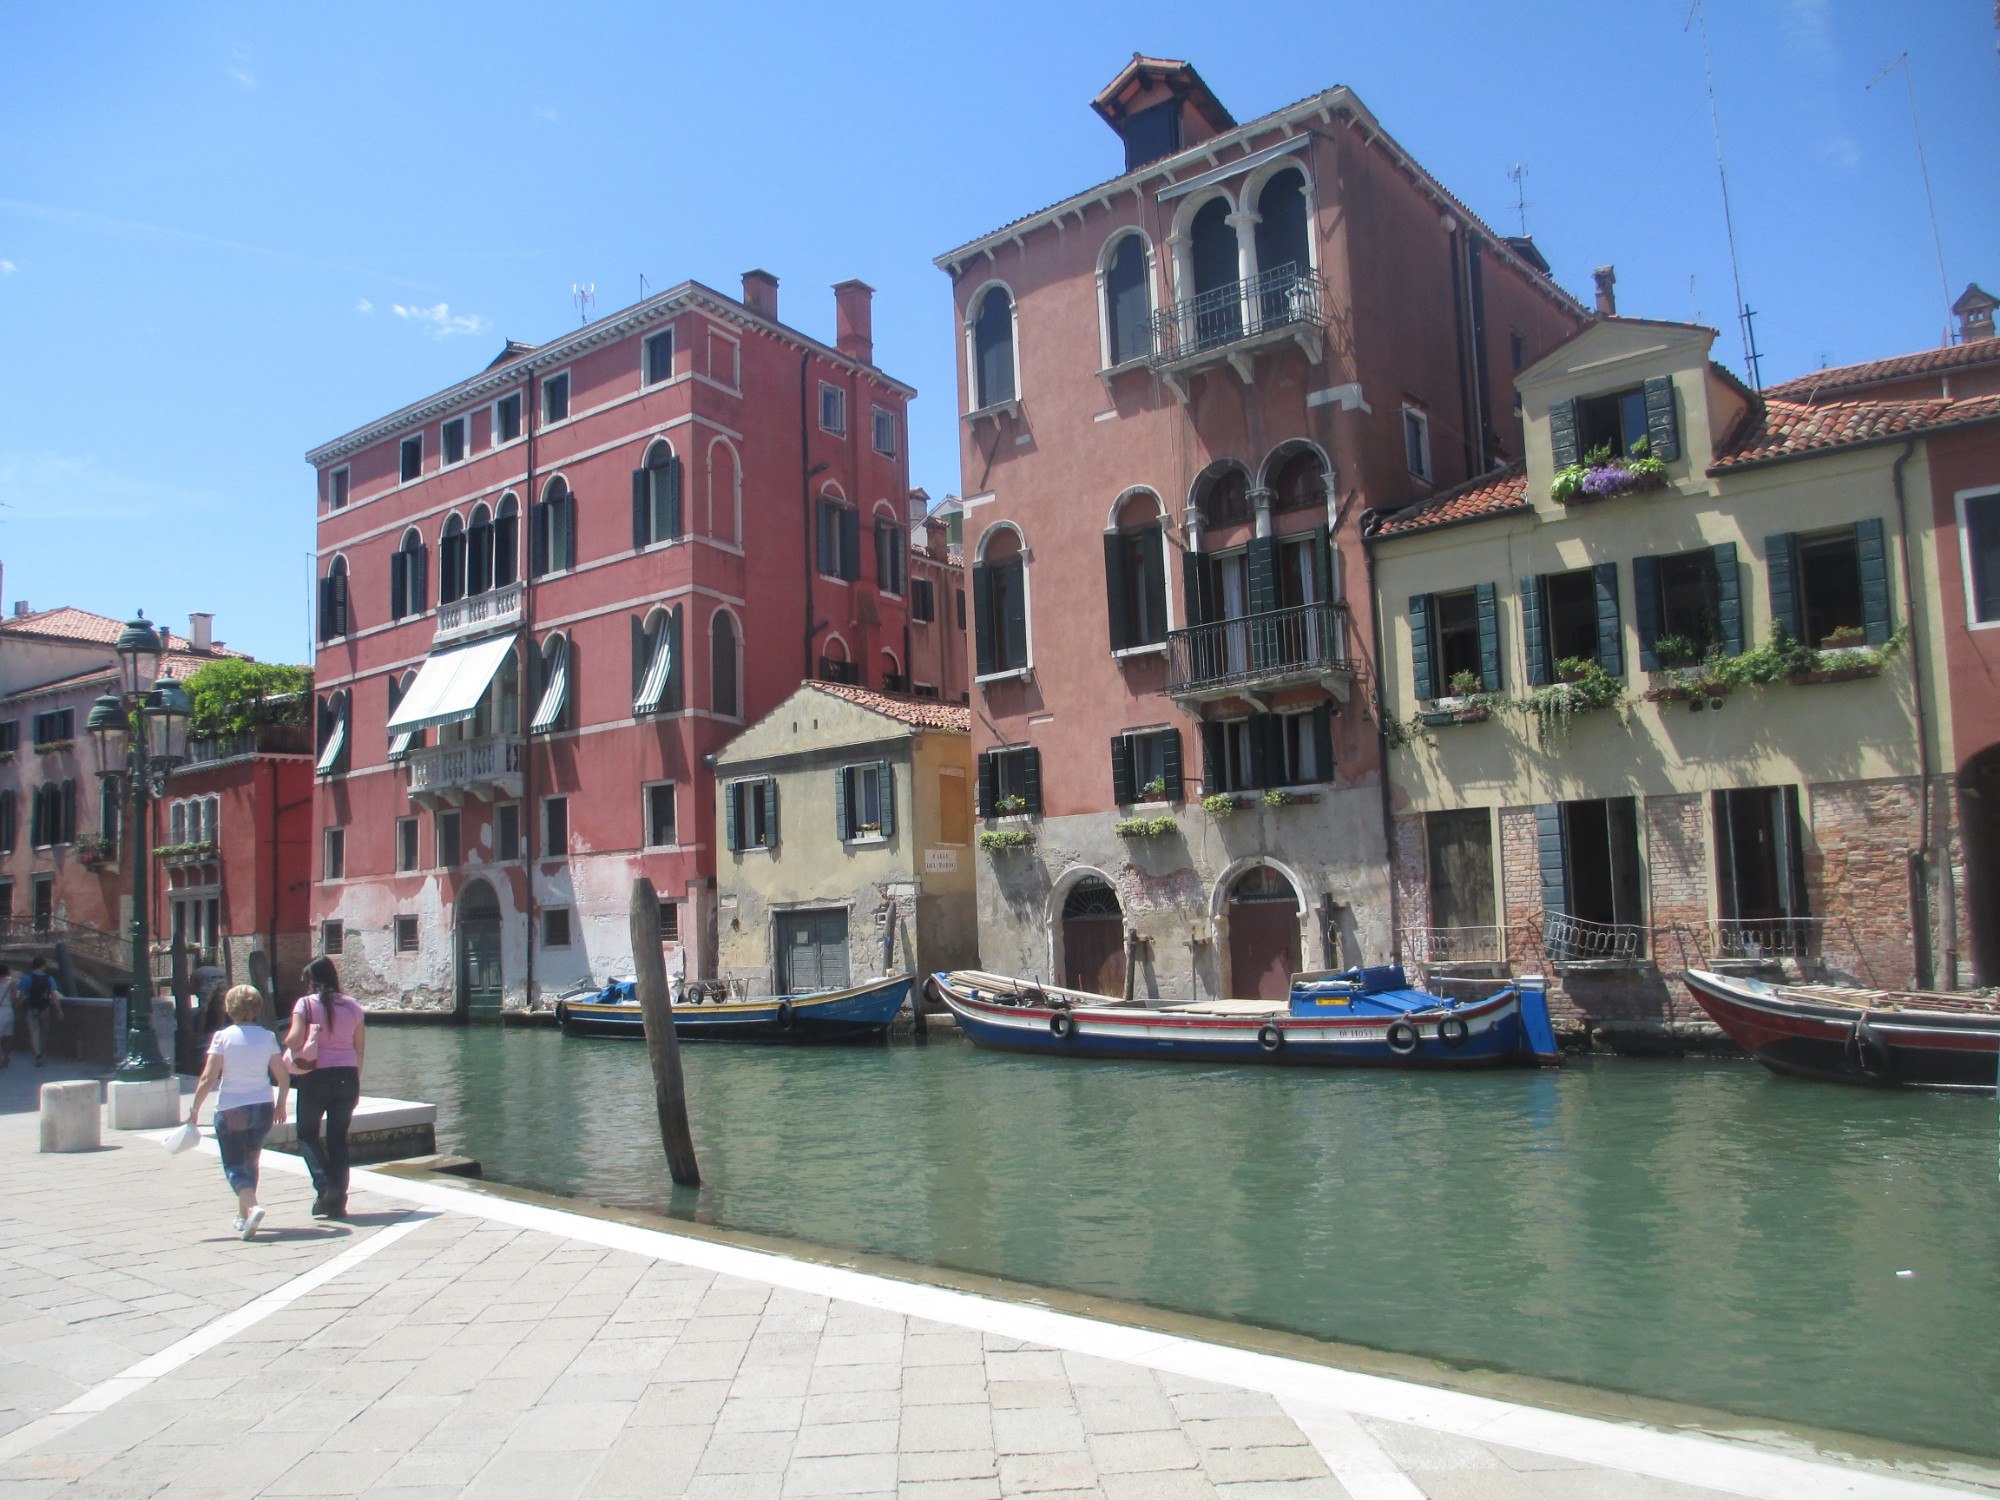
[232,1217,245,1234]
[241,1207,265,1240]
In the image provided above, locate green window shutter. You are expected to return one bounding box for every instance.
[1311,703,1334,783]
[725,783,740,851]
[1109,735,1135,805]
[840,506,860,583]
[763,778,779,846]
[1021,747,1042,814]
[1643,375,1680,462]
[667,606,683,710]
[877,762,895,838]
[1408,594,1435,701]
[1765,532,1800,643]
[666,456,683,539]
[972,563,996,675]
[530,501,549,575]
[632,469,649,549]
[1593,562,1624,676]
[1855,517,1893,644]
[1160,729,1184,801]
[631,616,646,696]
[976,752,996,817]
[1535,803,1568,917]
[1202,723,1223,794]
[1713,542,1743,656]
[1103,533,1131,651]
[834,767,850,841]
[1001,559,1028,668]
[1137,528,1166,645]
[1182,550,1214,627]
[1246,537,1279,613]
[1475,582,1501,693]
[1632,556,1661,671]
[1520,576,1548,687]
[1313,525,1333,606]
[1247,714,1274,790]
[1549,399,1580,469]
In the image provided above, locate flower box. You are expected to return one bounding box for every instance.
[1644,669,1731,708]
[1201,793,1248,817]
[978,829,1034,853]
[1115,815,1179,838]
[1420,700,1492,727]
[1791,661,1883,686]
[34,739,74,754]
[1551,460,1668,506]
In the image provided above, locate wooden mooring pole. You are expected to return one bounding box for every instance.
[630,878,700,1187]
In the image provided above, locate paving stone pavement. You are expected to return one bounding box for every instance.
[0,1063,1976,1500]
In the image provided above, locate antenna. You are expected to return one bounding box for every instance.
[1686,0,1761,389]
[1867,53,1952,342]
[639,273,651,303]
[572,282,596,325]
[1507,164,1530,237]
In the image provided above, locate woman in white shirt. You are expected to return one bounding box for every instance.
[189,984,291,1240]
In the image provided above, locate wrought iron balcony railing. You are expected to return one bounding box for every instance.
[1539,911,1647,964]
[406,733,523,802]
[1151,263,1326,368]
[1166,601,1353,699]
[1399,925,1508,966]
[434,581,524,645]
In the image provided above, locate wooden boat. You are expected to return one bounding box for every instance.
[1682,968,2000,1092]
[555,972,913,1042]
[932,965,1561,1068]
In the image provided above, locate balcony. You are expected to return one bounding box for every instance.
[406,733,523,807]
[434,582,524,646]
[1150,263,1326,392]
[1166,601,1355,707]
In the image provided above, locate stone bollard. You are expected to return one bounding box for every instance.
[40,1081,102,1153]
[106,1077,181,1130]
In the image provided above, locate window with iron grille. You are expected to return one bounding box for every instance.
[395,915,420,954]
[321,920,344,955]
[542,907,573,947]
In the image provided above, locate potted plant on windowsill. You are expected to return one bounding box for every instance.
[1549,440,1669,505]
[1140,775,1169,803]
[75,834,117,869]
[1202,792,1244,817]
[1516,658,1624,743]
[1644,635,1732,709]
[1421,669,1499,726]
[992,793,1029,817]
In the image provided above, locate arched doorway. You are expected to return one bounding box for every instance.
[1227,866,1301,1001]
[1060,878,1126,997]
[1962,746,2000,984]
[457,879,503,1019]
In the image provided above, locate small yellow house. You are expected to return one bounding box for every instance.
[712,682,975,994]
[1365,317,1961,1042]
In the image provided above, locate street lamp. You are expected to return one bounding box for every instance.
[86,614,192,1081]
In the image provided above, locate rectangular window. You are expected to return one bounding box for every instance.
[913,682,938,699]
[1540,798,1646,956]
[496,802,520,861]
[838,762,894,841]
[1967,491,2000,624]
[978,747,1040,815]
[0,881,11,918]
[33,709,74,746]
[395,915,420,954]
[543,796,568,855]
[1794,528,1865,647]
[819,381,846,435]
[659,900,680,942]
[1541,569,1601,677]
[493,392,522,444]
[1115,727,1182,803]
[441,415,468,466]
[328,466,350,510]
[0,720,15,755]
[1403,407,1431,482]
[1576,385,1651,459]
[1426,809,1496,934]
[1715,786,1809,925]
[644,328,674,385]
[645,783,677,847]
[872,406,897,455]
[974,556,1029,675]
[542,371,570,424]
[542,907,573,947]
[1509,330,1526,371]
[400,434,423,482]
[1430,589,1482,689]
[1204,710,1332,793]
[875,520,906,595]
[320,920,344,955]
[727,777,776,851]
[435,810,460,868]
[396,816,419,873]
[911,578,935,622]
[1657,549,1722,658]
[0,790,14,853]
[817,499,859,581]
[956,587,967,631]
[323,827,345,881]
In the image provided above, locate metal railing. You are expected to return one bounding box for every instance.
[1151,263,1326,367]
[1538,911,1647,964]
[1712,917,1823,962]
[1167,601,1352,696]
[406,734,523,797]
[0,914,126,968]
[1399,925,1507,965]
[434,581,524,645]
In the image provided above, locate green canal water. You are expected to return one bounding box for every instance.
[364,1027,1999,1457]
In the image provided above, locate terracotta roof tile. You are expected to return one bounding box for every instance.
[0,650,218,705]
[1710,393,2000,472]
[1764,339,2000,401]
[0,606,240,657]
[1366,462,1530,538]
[803,681,970,731]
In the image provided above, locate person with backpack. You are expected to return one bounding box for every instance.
[284,956,365,1220]
[19,959,62,1066]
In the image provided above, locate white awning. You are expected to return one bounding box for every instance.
[529,637,569,735]
[633,624,675,715]
[314,712,346,776]
[387,634,516,733]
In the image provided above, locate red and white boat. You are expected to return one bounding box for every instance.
[1682,968,2000,1092]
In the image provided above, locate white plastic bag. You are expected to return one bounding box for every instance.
[162,1121,199,1155]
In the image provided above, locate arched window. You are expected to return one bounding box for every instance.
[632,606,681,715]
[880,650,905,694]
[1103,234,1152,367]
[633,441,682,548]
[972,285,1016,409]
[818,633,857,685]
[530,633,570,734]
[387,669,424,758]
[390,529,427,620]
[1270,448,1327,514]
[439,515,467,604]
[1254,168,1312,328]
[1189,197,1241,347]
[317,556,350,642]
[466,503,494,597]
[494,494,519,587]
[710,611,739,718]
[973,527,1029,676]
[531,478,574,575]
[1104,492,1167,651]
[314,690,349,776]
[708,439,741,543]
[1197,466,1251,528]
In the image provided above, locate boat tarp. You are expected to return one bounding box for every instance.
[387,633,516,733]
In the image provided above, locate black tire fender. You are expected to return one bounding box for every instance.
[1386,1019,1421,1056]
[1847,1017,1890,1079]
[776,1000,795,1032]
[1438,1017,1470,1048]
[1049,1012,1075,1040]
[1257,1024,1284,1053]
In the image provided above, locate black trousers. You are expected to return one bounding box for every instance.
[295,1066,360,1202]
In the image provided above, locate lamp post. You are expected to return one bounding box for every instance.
[86,614,191,1082]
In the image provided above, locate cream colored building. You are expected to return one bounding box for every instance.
[1366,317,1967,1040]
[713,683,975,993]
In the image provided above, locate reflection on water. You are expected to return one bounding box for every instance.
[365,1027,2000,1457]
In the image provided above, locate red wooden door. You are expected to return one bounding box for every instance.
[1062,916,1126,997]
[1228,869,1301,1000]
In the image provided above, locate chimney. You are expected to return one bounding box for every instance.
[1953,282,1997,343]
[741,269,779,322]
[924,516,948,561]
[1593,265,1617,317]
[12,601,28,618]
[189,612,214,653]
[833,280,875,364]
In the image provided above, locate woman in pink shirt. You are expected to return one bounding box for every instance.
[285,956,366,1220]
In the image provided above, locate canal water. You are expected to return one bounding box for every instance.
[364,1027,1999,1458]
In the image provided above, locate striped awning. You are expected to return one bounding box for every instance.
[530,637,569,735]
[387,634,516,734]
[633,626,674,715]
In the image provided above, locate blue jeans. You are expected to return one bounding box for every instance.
[215,1102,273,1195]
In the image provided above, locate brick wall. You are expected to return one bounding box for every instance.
[1497,805,1541,939]
[1809,778,1923,989]
[1644,794,1709,935]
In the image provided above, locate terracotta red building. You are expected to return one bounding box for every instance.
[305,274,928,1012]
[932,58,1585,998]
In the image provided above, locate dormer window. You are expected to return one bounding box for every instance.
[1577,387,1650,460]
[1550,376,1681,470]
[1121,100,1181,171]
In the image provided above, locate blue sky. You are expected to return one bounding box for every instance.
[2,2,1994,666]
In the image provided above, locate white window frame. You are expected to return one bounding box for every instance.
[440,414,470,468]
[643,327,675,387]
[729,777,775,852]
[542,370,572,426]
[840,762,890,844]
[327,465,351,511]
[399,433,424,484]
[1956,482,2000,630]
[491,391,524,447]
[819,381,847,436]
[643,781,678,849]
[1403,405,1432,484]
[707,327,742,391]
[871,405,897,456]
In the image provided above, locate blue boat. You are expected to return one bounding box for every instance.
[933,965,1560,1068]
[555,972,913,1043]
